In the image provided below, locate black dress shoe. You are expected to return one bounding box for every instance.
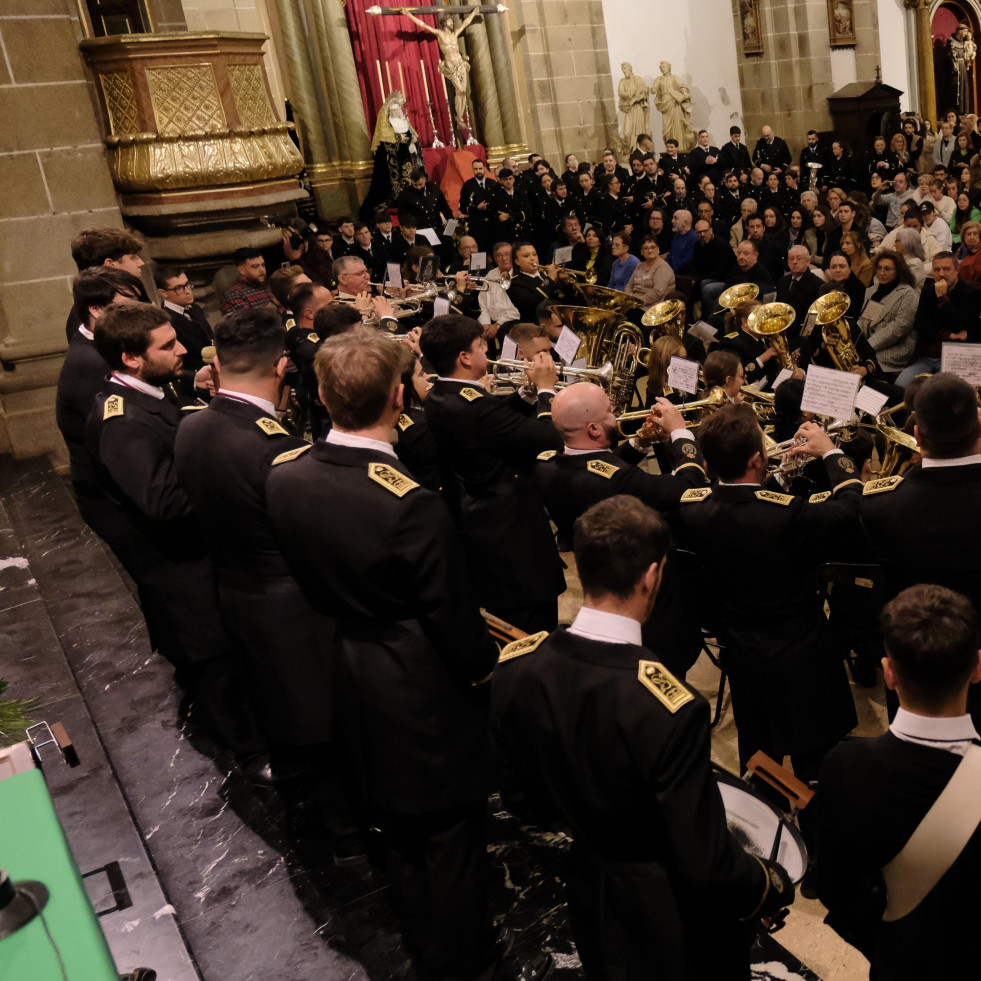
[237,753,275,787]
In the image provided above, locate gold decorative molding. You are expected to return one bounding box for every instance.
[100,70,140,135]
[146,64,226,135]
[228,63,275,127]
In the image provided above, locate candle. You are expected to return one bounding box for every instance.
[420,59,430,103]
[398,61,405,96]
[386,62,393,91]
[376,59,385,96]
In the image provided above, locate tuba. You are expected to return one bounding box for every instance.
[642,298,687,343]
[746,302,795,370]
[565,283,645,317]
[809,291,860,371]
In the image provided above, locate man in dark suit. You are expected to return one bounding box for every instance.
[717,126,753,176]
[679,404,860,778]
[816,583,981,977]
[266,328,550,981]
[491,495,794,981]
[491,168,531,241]
[173,306,359,854]
[776,245,824,341]
[752,124,792,174]
[798,130,829,190]
[861,372,981,723]
[84,302,268,779]
[688,129,722,187]
[459,158,496,249]
[395,169,452,233]
[421,314,564,633]
[154,265,214,378]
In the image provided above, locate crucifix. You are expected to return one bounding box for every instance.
[368,4,508,144]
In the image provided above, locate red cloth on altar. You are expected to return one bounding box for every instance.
[423,146,490,213]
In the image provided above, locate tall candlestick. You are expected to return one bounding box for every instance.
[386,63,393,92]
[420,58,443,148]
[398,62,405,96]
[376,60,385,97]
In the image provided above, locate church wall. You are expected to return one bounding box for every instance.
[877,0,913,108]
[600,0,745,152]
[0,0,123,459]
[511,0,620,164]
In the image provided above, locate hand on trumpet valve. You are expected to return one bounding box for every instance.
[354,291,374,316]
[403,325,423,354]
[793,421,836,458]
[528,351,558,391]
[372,294,396,320]
[543,262,558,281]
[650,397,686,436]
[454,269,469,292]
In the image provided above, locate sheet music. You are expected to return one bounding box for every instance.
[941,342,981,386]
[667,356,700,394]
[553,325,581,365]
[801,364,861,419]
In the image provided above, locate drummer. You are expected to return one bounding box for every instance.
[491,495,794,979]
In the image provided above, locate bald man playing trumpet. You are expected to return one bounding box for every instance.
[535,382,708,675]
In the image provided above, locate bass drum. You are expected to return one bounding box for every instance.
[713,767,809,883]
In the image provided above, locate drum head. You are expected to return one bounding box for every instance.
[714,771,808,882]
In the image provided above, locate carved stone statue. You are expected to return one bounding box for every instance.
[360,90,424,221]
[951,23,972,113]
[618,62,650,153]
[649,61,694,152]
[401,6,480,138]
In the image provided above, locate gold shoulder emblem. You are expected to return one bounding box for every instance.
[180,403,206,412]
[586,459,619,479]
[308,332,320,344]
[103,394,124,420]
[809,491,831,503]
[256,417,289,437]
[755,489,794,506]
[724,331,739,339]
[397,413,415,432]
[459,387,484,402]
[680,487,712,503]
[271,444,312,465]
[638,660,695,713]
[284,316,296,330]
[863,475,904,495]
[498,630,549,663]
[537,450,557,461]
[367,462,419,497]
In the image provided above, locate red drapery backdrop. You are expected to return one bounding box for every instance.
[344,0,455,149]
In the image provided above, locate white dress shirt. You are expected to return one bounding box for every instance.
[891,707,980,757]
[568,606,643,646]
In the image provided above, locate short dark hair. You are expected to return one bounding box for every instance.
[72,268,147,327]
[152,265,185,291]
[702,349,741,390]
[637,133,652,143]
[267,265,307,308]
[313,303,361,340]
[288,282,320,320]
[398,346,425,410]
[214,306,285,374]
[665,139,679,148]
[697,403,761,482]
[233,247,262,266]
[807,129,818,137]
[315,327,403,430]
[398,213,418,229]
[729,126,741,135]
[916,372,980,458]
[498,167,514,179]
[420,314,483,376]
[574,496,670,600]
[535,299,560,323]
[882,584,979,711]
[70,227,143,271]
[410,168,427,182]
[612,229,632,247]
[93,302,169,371]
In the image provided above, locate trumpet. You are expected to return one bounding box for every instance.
[615,386,728,436]
[441,274,489,291]
[557,266,599,285]
[486,358,615,394]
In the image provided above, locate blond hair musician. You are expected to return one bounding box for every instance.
[645,334,686,407]
[491,495,794,980]
[679,403,861,780]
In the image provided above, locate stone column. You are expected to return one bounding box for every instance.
[485,12,523,149]
[459,5,505,147]
[904,0,936,124]
[309,0,372,162]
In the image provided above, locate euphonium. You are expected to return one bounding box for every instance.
[615,386,728,436]
[557,266,599,285]
[746,302,795,370]
[741,385,776,421]
[874,424,919,478]
[715,282,760,314]
[809,291,860,371]
[641,299,686,342]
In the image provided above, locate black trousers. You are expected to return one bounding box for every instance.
[377,801,497,981]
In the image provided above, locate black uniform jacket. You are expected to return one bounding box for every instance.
[491,629,768,979]
[84,380,226,664]
[816,732,981,978]
[861,463,981,724]
[55,331,110,492]
[679,455,862,755]
[424,380,564,609]
[266,441,498,813]
[507,271,565,323]
[394,405,441,491]
[174,395,333,742]
[162,302,213,374]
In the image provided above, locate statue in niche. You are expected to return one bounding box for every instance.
[650,61,694,152]
[950,23,973,113]
[618,63,650,154]
[360,90,425,221]
[400,7,481,137]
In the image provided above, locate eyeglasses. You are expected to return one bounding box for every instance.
[163,282,193,293]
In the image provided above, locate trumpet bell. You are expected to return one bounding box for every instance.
[565,283,645,316]
[746,302,795,338]
[641,299,686,329]
[809,290,851,325]
[718,283,760,310]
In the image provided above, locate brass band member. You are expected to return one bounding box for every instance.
[491,495,794,981]
[680,404,860,780]
[701,348,745,402]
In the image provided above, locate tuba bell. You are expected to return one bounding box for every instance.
[809,291,860,372]
[716,282,760,314]
[641,298,687,343]
[746,302,795,370]
[874,424,920,478]
[565,283,645,317]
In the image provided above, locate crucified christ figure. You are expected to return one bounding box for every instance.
[400,6,481,135]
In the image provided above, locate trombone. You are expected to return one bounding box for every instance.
[615,386,728,436]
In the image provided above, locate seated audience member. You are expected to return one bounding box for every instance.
[220,248,276,315]
[624,236,676,309]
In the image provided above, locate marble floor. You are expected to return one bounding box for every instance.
[0,454,882,981]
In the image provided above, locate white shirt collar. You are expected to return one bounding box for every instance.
[922,454,981,468]
[436,376,485,388]
[891,706,979,756]
[326,428,397,458]
[78,325,94,340]
[218,388,277,417]
[567,607,642,646]
[110,370,165,400]
[563,445,612,456]
[162,298,192,316]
